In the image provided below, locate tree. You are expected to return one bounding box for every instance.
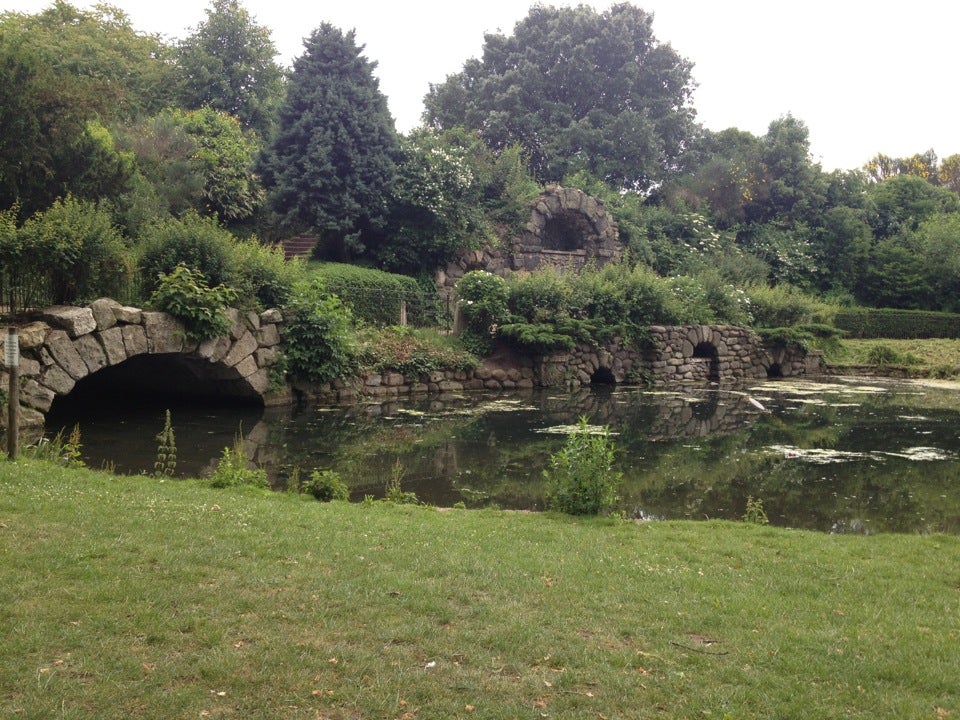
[423,3,697,191]
[175,0,285,138]
[258,24,399,260]
[867,174,960,238]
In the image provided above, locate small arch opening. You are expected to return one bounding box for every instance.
[692,341,721,382]
[591,367,616,385]
[542,210,594,251]
[766,363,784,378]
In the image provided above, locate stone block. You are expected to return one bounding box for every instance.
[234,355,259,379]
[41,306,97,338]
[89,298,120,330]
[74,333,108,374]
[20,379,56,412]
[98,327,127,366]
[113,305,143,324]
[258,323,280,347]
[223,330,258,367]
[18,357,41,377]
[260,308,283,324]
[121,325,148,357]
[18,322,49,349]
[143,312,185,354]
[45,330,89,380]
[40,365,75,395]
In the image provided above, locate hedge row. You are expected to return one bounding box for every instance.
[834,308,960,339]
[311,263,450,328]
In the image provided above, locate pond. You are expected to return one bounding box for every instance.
[45,376,960,534]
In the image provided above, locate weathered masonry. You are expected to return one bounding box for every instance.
[3,299,284,428]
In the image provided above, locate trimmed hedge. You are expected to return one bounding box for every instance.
[834,308,960,339]
[310,263,448,328]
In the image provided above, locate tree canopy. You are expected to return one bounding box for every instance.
[423,3,698,191]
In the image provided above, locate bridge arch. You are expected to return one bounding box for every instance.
[8,300,284,429]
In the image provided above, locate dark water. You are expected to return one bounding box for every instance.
[45,377,960,534]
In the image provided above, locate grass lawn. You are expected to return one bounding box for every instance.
[824,338,960,377]
[1,457,958,719]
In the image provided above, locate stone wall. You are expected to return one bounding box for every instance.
[2,299,285,428]
[436,185,620,300]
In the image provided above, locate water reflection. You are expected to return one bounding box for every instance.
[47,377,960,534]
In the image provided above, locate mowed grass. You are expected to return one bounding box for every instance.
[825,338,960,376]
[1,457,959,719]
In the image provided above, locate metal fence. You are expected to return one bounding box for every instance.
[333,286,456,332]
[0,268,145,318]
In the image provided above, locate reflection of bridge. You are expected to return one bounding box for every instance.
[6,300,284,429]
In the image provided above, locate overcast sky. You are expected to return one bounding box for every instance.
[6,0,959,171]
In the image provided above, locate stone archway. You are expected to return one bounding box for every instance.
[7,300,284,429]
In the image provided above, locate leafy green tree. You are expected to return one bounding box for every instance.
[175,0,285,138]
[175,108,263,227]
[867,174,960,238]
[258,24,399,260]
[424,3,696,191]
[380,129,491,273]
[914,214,960,312]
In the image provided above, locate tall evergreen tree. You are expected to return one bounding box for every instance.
[258,24,398,259]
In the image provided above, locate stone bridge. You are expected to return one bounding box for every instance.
[3,299,284,429]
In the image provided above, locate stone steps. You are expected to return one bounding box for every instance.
[280,235,317,261]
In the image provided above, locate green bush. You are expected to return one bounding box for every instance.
[303,469,349,502]
[746,283,836,328]
[355,326,477,376]
[15,196,132,305]
[229,239,304,310]
[508,269,574,323]
[209,438,267,489]
[283,279,357,384]
[456,271,510,354]
[544,417,621,516]
[148,263,237,343]
[311,263,436,327]
[834,308,960,339]
[137,211,235,295]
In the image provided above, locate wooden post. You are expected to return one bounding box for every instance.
[400,300,407,327]
[5,326,19,460]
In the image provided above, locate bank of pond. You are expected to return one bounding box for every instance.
[43,376,960,535]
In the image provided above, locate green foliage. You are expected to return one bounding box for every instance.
[259,23,399,258]
[283,279,357,384]
[384,459,419,505]
[24,425,85,468]
[137,211,235,293]
[864,343,922,366]
[381,128,492,273]
[303,469,349,502]
[498,320,585,354]
[174,0,284,137]
[153,410,177,478]
[209,436,267,488]
[425,3,696,190]
[15,196,132,304]
[355,326,478,376]
[758,324,844,353]
[148,263,238,343]
[456,271,510,331]
[228,239,303,310]
[746,283,836,328]
[833,308,960,339]
[743,496,769,525]
[544,417,621,516]
[311,263,431,327]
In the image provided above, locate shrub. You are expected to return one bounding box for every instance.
[137,211,235,295]
[148,263,237,342]
[303,469,349,502]
[355,326,478,376]
[16,196,131,305]
[228,239,304,310]
[283,279,357,384]
[209,437,267,488]
[833,308,960,339]
[746,283,836,328]
[508,269,573,323]
[456,270,510,354]
[311,263,431,327]
[544,417,621,516]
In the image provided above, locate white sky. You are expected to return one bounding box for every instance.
[5,0,959,171]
